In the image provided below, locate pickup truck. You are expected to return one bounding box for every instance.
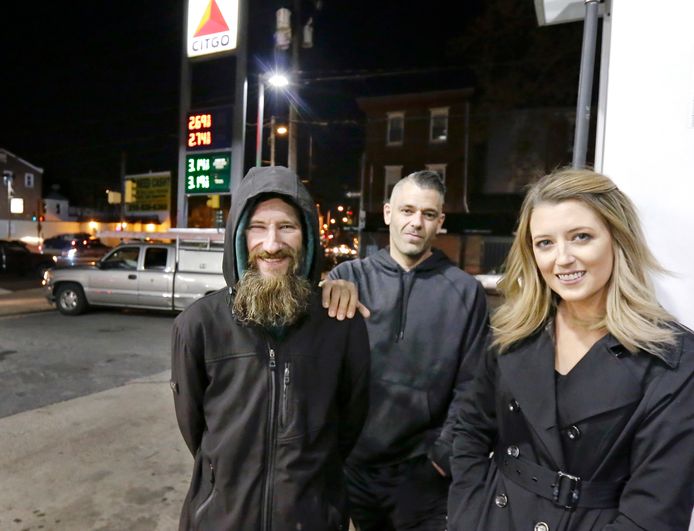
[43,230,226,316]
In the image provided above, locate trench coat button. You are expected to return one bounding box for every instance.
[533,522,549,531]
[506,445,520,458]
[494,493,508,508]
[566,425,581,440]
[508,399,520,412]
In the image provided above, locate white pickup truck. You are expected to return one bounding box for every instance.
[43,230,227,316]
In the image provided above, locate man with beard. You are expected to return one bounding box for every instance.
[171,166,370,531]
[327,171,489,530]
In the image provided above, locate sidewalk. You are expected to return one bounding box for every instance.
[0,371,190,531]
[0,287,53,316]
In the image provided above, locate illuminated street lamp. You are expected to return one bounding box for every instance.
[256,72,290,167]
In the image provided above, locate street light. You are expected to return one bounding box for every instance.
[256,72,290,167]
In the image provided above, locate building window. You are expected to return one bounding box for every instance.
[387,112,404,145]
[25,173,35,188]
[429,107,449,143]
[384,165,403,201]
[425,164,447,183]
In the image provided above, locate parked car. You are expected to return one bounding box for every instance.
[39,233,93,255]
[43,233,226,315]
[0,239,55,276]
[40,234,111,266]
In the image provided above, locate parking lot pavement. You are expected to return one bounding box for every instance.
[0,371,191,531]
[0,287,52,315]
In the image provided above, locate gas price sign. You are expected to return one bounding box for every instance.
[186,107,232,151]
[185,152,231,194]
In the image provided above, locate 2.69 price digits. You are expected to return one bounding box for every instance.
[188,113,212,130]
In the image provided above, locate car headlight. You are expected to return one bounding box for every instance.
[67,248,77,258]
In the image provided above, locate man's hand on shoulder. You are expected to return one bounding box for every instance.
[319,279,371,321]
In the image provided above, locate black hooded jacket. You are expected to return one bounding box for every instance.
[329,247,489,473]
[171,166,370,531]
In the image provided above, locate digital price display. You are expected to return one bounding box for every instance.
[186,107,232,151]
[185,151,232,194]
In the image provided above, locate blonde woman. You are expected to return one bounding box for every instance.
[447,168,694,530]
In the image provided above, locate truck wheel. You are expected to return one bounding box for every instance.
[56,283,88,316]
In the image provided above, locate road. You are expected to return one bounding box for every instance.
[0,310,174,418]
[0,293,191,530]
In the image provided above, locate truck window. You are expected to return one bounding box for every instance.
[144,247,168,270]
[102,247,140,270]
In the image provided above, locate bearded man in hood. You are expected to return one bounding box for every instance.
[171,166,370,531]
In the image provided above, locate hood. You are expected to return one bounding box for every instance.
[222,166,322,288]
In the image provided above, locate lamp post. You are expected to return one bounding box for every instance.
[256,72,290,167]
[270,118,288,166]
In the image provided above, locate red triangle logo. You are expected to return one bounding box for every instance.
[194,0,230,37]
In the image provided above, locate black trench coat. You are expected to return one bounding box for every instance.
[448,325,694,531]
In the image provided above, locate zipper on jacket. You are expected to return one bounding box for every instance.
[261,345,278,531]
[280,362,292,428]
[193,461,216,526]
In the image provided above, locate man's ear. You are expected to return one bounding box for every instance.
[437,212,446,233]
[383,203,392,225]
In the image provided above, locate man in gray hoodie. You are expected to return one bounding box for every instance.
[328,170,489,530]
[171,166,370,530]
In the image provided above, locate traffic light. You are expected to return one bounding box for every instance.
[31,212,37,221]
[124,179,137,203]
[39,215,45,222]
[206,194,220,209]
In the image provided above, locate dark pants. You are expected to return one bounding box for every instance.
[345,455,450,531]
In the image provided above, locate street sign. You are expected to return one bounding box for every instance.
[125,172,171,213]
[185,152,231,195]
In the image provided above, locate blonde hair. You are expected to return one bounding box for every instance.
[492,167,677,356]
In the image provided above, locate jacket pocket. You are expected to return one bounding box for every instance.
[192,460,216,529]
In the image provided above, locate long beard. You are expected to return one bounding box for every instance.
[232,249,312,328]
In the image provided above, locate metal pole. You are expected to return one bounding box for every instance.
[176,3,191,228]
[358,152,366,257]
[120,151,126,229]
[6,180,11,239]
[270,115,276,166]
[462,100,470,213]
[230,0,248,193]
[287,0,301,173]
[255,77,265,167]
[572,0,600,168]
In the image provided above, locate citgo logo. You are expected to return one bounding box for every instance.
[188,0,238,58]
[194,0,229,37]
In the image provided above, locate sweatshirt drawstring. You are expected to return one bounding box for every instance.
[395,270,415,342]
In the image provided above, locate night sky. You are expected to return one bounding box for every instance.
[0,1,579,210]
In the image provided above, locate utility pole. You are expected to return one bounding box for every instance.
[230,0,249,193]
[287,0,301,173]
[120,151,126,228]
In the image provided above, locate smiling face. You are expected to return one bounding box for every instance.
[245,197,303,277]
[530,199,614,314]
[384,181,445,270]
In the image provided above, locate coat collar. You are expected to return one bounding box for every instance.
[497,326,649,469]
